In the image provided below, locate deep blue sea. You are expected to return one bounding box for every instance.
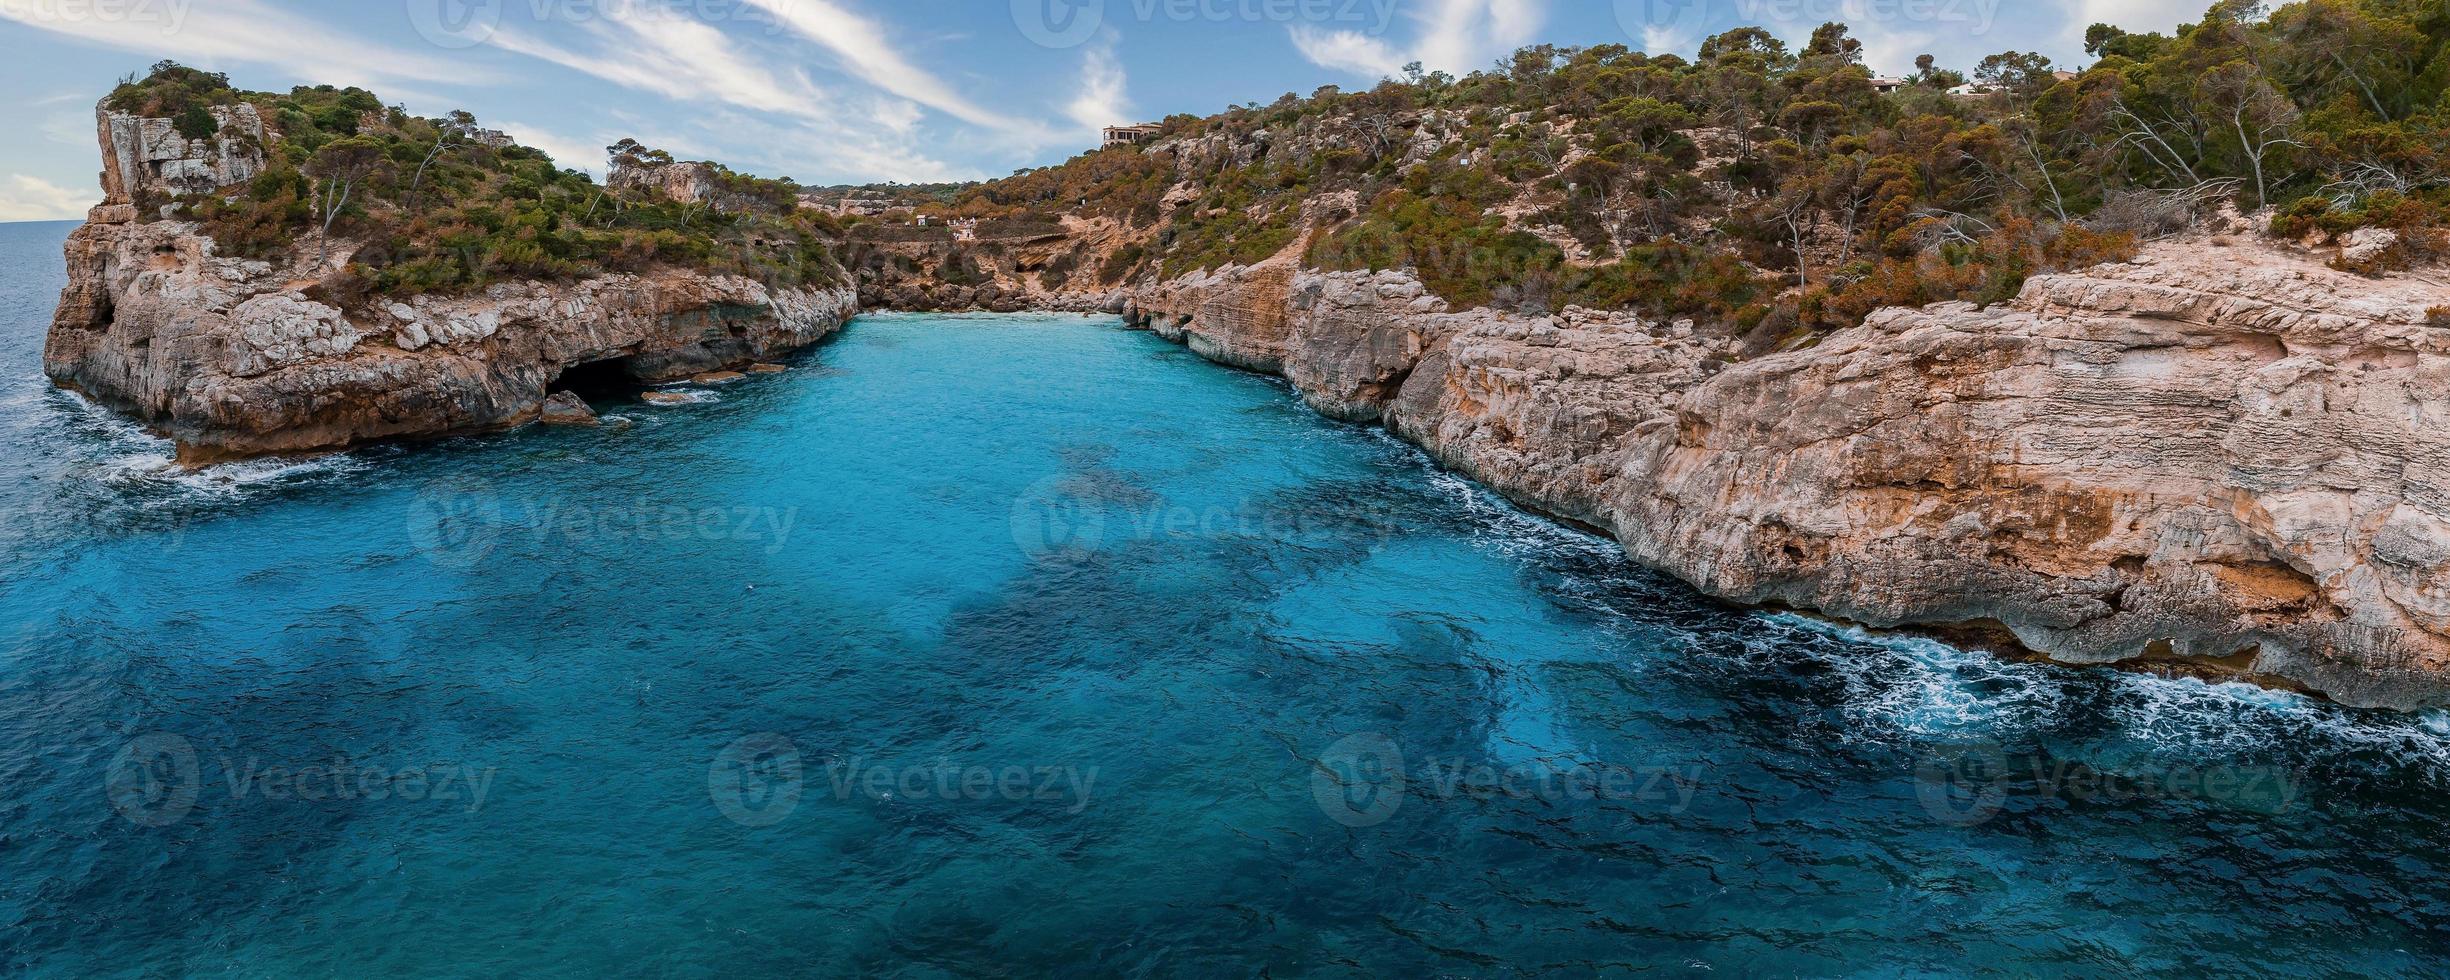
[4,218,2450,976]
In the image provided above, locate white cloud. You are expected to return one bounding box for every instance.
[1289,25,1405,79]
[489,6,830,122]
[1065,45,1133,138]
[0,174,91,222]
[678,109,983,184]
[480,2,993,185]
[1842,17,1936,77]
[1640,26,1686,59]
[1289,0,1548,79]
[0,0,479,90]
[735,0,1034,136]
[43,107,94,147]
[493,121,611,177]
[2071,0,2209,45]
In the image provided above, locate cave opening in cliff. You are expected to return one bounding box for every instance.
[551,356,648,401]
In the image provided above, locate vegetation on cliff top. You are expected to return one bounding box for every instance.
[938,0,2450,340]
[113,63,847,307]
[109,0,2448,335]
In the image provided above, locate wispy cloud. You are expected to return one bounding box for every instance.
[678,108,984,184]
[0,0,478,91]
[1064,44,1133,138]
[1290,0,1547,79]
[488,5,830,121]
[1289,25,1405,78]
[2073,0,2207,44]
[492,121,613,177]
[735,0,1036,136]
[0,173,91,221]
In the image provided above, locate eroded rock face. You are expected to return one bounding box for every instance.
[99,104,268,212]
[45,217,855,461]
[1126,242,2450,709]
[608,160,721,206]
[850,232,1132,315]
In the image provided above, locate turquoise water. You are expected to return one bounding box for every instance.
[4,218,2450,975]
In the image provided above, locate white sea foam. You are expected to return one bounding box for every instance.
[2106,671,2450,773]
[1761,609,2450,777]
[52,388,365,503]
[1759,613,2065,739]
[1421,467,1622,564]
[644,390,720,405]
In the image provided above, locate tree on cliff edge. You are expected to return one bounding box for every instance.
[305,137,387,267]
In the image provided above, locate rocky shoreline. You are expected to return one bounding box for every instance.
[45,99,858,462]
[47,215,857,462]
[1117,243,2450,711]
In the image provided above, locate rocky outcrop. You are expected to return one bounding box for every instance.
[849,223,1132,314]
[46,216,854,462]
[607,158,795,215]
[1126,241,2450,709]
[609,160,722,206]
[96,103,268,221]
[538,391,599,426]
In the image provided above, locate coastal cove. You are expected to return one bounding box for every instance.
[9,220,2450,972]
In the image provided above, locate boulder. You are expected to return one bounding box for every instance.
[538,391,599,426]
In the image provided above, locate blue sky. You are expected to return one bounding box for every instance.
[0,0,2215,221]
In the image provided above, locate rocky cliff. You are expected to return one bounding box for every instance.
[97,103,267,222]
[1126,239,2450,710]
[50,218,855,462]
[46,102,857,462]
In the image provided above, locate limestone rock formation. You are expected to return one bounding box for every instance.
[849,221,1134,314]
[1126,240,2450,709]
[47,215,854,461]
[96,102,268,221]
[538,391,599,426]
[609,159,721,206]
